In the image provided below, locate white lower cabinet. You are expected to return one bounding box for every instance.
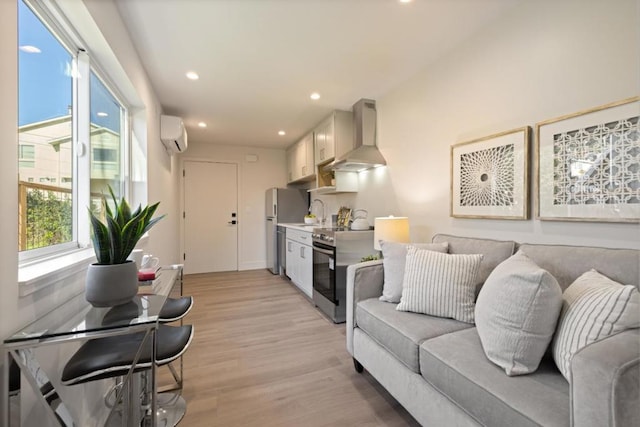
[285,229,313,298]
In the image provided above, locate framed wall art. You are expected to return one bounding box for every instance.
[450,127,530,219]
[535,97,640,222]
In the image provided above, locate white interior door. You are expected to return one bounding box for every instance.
[183,161,238,274]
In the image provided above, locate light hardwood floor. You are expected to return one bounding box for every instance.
[177,269,420,426]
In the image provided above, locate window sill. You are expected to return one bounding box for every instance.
[18,248,96,297]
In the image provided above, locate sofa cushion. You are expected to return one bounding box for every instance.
[379,241,448,303]
[396,247,482,323]
[475,251,563,376]
[420,328,569,427]
[552,269,640,381]
[517,243,640,291]
[432,234,516,293]
[356,298,472,373]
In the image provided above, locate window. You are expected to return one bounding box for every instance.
[90,70,125,201]
[18,144,35,168]
[18,0,130,258]
[18,0,74,253]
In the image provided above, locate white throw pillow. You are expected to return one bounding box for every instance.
[552,269,640,381]
[475,251,563,376]
[379,241,448,303]
[396,247,482,323]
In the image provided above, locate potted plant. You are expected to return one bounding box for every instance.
[85,186,165,307]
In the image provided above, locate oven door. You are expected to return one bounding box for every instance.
[312,242,336,304]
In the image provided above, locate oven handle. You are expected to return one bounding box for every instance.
[312,245,334,256]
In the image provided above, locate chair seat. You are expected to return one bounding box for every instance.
[160,296,193,322]
[61,324,193,386]
[9,359,20,393]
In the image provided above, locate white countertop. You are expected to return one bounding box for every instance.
[278,223,318,232]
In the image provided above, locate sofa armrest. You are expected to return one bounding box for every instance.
[346,260,384,356]
[571,328,640,427]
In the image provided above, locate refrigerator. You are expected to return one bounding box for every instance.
[266,187,308,274]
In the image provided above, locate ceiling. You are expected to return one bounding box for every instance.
[115,0,518,149]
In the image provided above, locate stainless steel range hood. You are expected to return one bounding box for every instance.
[326,99,386,172]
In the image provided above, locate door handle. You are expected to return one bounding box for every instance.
[228,220,237,225]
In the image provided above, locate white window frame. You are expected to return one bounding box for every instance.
[18,0,132,265]
[18,0,80,261]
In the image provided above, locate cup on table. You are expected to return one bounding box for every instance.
[141,254,160,269]
[128,249,144,270]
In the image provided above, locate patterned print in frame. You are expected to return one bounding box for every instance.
[552,116,638,206]
[450,127,530,219]
[536,97,640,222]
[460,144,515,207]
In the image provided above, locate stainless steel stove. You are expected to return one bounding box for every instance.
[311,227,375,323]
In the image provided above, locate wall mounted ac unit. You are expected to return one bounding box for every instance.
[160,115,188,155]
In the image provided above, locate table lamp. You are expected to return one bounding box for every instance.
[373,216,410,251]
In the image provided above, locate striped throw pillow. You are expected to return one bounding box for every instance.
[552,269,640,381]
[396,247,483,323]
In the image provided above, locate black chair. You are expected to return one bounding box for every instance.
[156,296,194,423]
[159,296,193,323]
[62,324,193,425]
[9,358,20,396]
[157,296,193,391]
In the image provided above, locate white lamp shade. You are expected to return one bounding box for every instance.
[373,216,410,250]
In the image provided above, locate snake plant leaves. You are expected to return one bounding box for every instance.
[90,186,165,265]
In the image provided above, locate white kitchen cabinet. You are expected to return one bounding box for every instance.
[285,228,313,298]
[286,132,315,183]
[286,145,296,183]
[314,110,353,165]
[314,118,334,164]
[297,243,313,297]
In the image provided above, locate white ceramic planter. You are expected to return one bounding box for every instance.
[85,261,138,307]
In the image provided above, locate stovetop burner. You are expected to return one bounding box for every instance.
[313,226,373,233]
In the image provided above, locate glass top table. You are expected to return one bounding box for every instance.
[2,265,183,426]
[4,267,179,345]
[5,293,168,344]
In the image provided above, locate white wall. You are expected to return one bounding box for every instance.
[321,0,640,249]
[82,0,181,266]
[181,142,288,270]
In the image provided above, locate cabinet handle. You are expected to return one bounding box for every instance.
[288,242,292,252]
[320,148,324,160]
[300,246,305,258]
[302,166,306,176]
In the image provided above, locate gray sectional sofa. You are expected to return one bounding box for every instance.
[346,234,640,427]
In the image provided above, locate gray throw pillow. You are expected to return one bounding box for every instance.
[552,269,640,381]
[475,251,563,376]
[397,247,482,323]
[379,241,448,303]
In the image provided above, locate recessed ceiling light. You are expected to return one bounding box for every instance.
[198,122,207,128]
[186,71,199,80]
[310,92,321,100]
[97,112,108,117]
[19,45,41,53]
[399,0,413,3]
[278,130,286,136]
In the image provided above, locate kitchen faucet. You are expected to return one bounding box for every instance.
[310,199,325,226]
